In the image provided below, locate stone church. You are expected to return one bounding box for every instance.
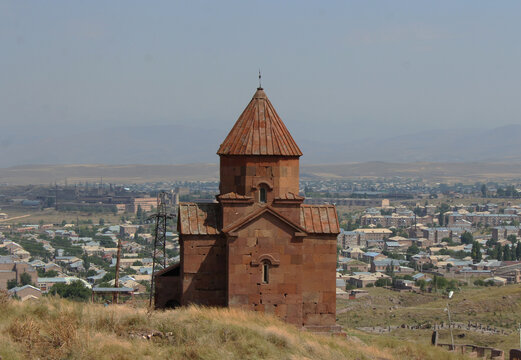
[155,86,340,331]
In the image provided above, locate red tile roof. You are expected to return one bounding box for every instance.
[178,203,220,235]
[217,88,303,156]
[275,192,305,201]
[218,192,253,200]
[178,203,339,235]
[300,205,340,234]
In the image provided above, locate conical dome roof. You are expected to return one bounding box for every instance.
[217,88,302,156]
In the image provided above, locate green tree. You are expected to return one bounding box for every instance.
[99,238,117,248]
[99,218,105,226]
[437,203,451,226]
[416,279,426,291]
[86,269,97,277]
[471,241,482,263]
[481,184,487,197]
[503,246,512,261]
[20,272,33,286]
[460,231,474,245]
[406,244,420,256]
[49,280,90,301]
[375,278,391,287]
[516,242,521,260]
[432,275,449,291]
[496,244,503,261]
[7,279,17,289]
[136,205,144,224]
[507,234,517,244]
[441,237,455,246]
[413,206,423,217]
[37,269,59,278]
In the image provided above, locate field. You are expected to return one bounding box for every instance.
[4,161,521,185]
[0,293,471,360]
[337,285,521,353]
[0,209,122,226]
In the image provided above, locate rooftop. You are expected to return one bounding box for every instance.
[217,88,302,157]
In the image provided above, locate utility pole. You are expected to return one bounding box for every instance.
[446,291,455,351]
[113,236,122,304]
[149,192,173,307]
[518,323,521,349]
[446,302,454,350]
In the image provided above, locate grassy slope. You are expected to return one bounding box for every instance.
[0,294,468,360]
[337,285,521,353]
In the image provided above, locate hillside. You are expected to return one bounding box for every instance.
[337,285,521,354]
[4,124,521,167]
[0,294,467,360]
[3,161,521,185]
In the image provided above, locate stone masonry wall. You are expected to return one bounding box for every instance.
[181,235,227,306]
[227,214,304,326]
[219,156,299,199]
[301,235,337,328]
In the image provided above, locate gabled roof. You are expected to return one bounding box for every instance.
[8,285,41,293]
[222,205,307,235]
[178,203,221,235]
[178,203,339,236]
[300,205,340,234]
[217,88,302,156]
[217,192,253,202]
[275,192,305,201]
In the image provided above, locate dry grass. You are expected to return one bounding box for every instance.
[0,296,470,360]
[338,285,521,353]
[1,208,121,225]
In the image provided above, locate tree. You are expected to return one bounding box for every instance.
[496,244,503,261]
[481,184,487,197]
[38,269,58,278]
[100,238,117,248]
[432,275,448,291]
[99,218,105,226]
[413,206,423,217]
[461,232,474,245]
[86,269,97,277]
[437,203,451,226]
[516,242,521,260]
[471,241,482,263]
[375,278,392,287]
[20,272,33,286]
[406,245,420,256]
[441,237,456,246]
[503,246,512,261]
[416,279,426,291]
[49,280,90,301]
[136,205,144,224]
[507,234,517,244]
[7,279,17,289]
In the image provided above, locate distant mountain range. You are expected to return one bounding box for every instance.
[2,124,521,167]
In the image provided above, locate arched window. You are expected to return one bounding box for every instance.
[259,187,267,203]
[262,262,270,284]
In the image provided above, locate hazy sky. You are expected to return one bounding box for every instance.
[2,1,521,143]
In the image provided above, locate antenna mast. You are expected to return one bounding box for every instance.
[149,192,173,307]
